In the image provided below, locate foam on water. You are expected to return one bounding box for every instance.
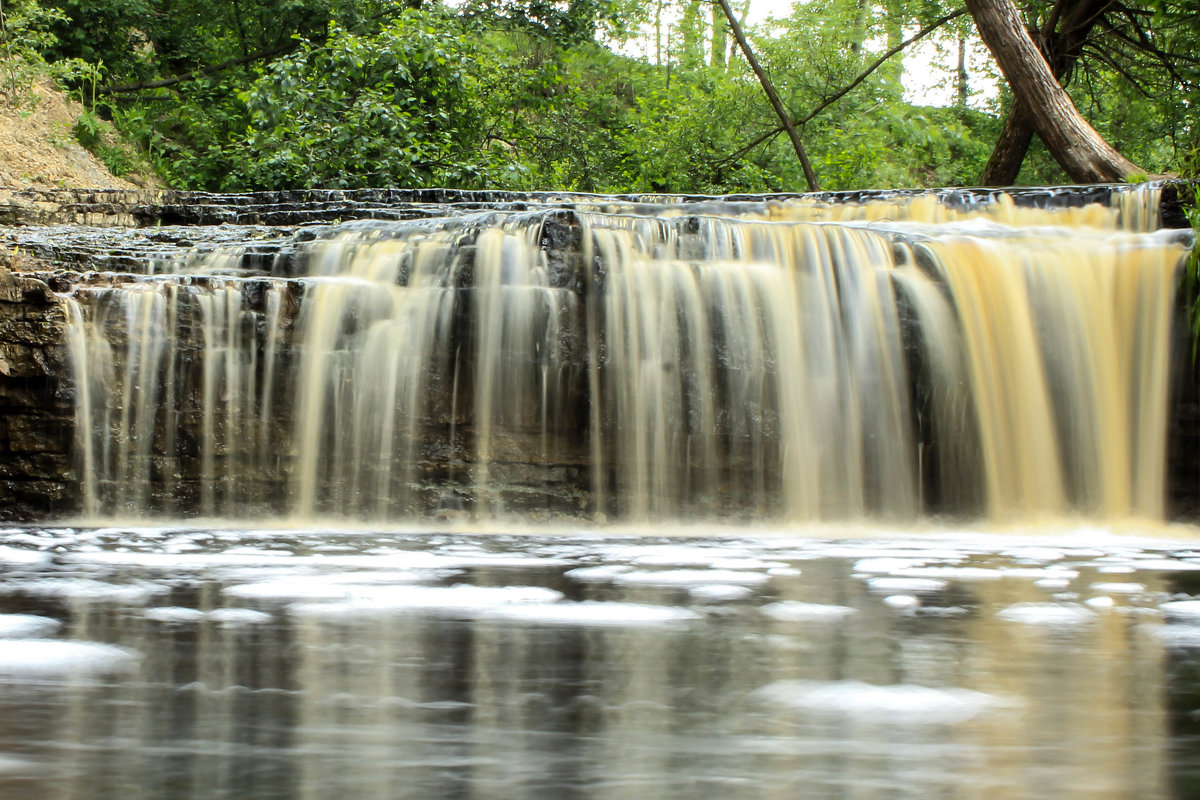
[689,584,755,602]
[0,546,50,566]
[761,601,857,622]
[225,572,435,601]
[0,614,61,638]
[143,606,208,623]
[207,608,274,625]
[1089,582,1146,594]
[864,577,948,594]
[0,640,139,678]
[612,569,771,587]
[1,578,160,604]
[0,754,37,774]
[484,601,703,627]
[564,565,634,583]
[1160,600,1200,620]
[995,602,1098,626]
[752,679,1006,724]
[289,584,564,619]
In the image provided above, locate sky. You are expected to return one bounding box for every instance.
[653,0,1001,108]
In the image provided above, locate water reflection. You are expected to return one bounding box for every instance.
[1,526,1198,799]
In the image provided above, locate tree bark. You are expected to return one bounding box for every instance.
[710,0,727,72]
[979,0,1113,185]
[966,0,1141,183]
[717,0,819,191]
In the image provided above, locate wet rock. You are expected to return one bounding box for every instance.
[0,270,53,304]
[0,343,52,378]
[6,414,71,454]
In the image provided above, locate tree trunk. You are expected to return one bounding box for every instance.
[966,0,1141,183]
[680,0,704,72]
[716,0,819,190]
[710,0,726,72]
[956,32,969,112]
[979,0,1113,185]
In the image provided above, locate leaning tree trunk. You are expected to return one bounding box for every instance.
[717,0,820,191]
[966,0,1141,183]
[979,0,1113,185]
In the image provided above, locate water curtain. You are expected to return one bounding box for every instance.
[63,187,1191,522]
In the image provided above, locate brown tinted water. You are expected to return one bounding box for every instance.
[1,523,1200,800]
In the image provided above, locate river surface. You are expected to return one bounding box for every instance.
[2,522,1200,799]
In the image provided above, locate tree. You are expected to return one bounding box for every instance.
[965,0,1142,182]
[716,0,819,190]
[977,0,1108,184]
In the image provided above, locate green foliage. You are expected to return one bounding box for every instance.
[110,10,515,191]
[0,0,92,108]
[5,0,1195,194]
[235,15,499,189]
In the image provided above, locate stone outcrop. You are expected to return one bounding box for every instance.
[0,268,76,519]
[0,185,1194,523]
[0,182,1190,228]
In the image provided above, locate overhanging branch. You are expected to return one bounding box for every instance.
[96,40,304,96]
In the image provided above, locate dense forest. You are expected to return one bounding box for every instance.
[0,0,1196,192]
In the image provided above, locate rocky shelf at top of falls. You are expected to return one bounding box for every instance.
[0,181,1191,229]
[0,181,1190,281]
[0,181,1194,524]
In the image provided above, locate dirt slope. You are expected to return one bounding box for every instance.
[0,81,150,190]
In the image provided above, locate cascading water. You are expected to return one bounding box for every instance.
[61,186,1192,523]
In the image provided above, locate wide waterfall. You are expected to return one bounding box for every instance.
[61,187,1192,523]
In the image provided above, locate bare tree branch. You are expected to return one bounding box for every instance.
[797,8,966,125]
[716,0,819,190]
[97,41,302,95]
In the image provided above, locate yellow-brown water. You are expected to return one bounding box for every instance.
[62,185,1192,523]
[2,524,1199,800]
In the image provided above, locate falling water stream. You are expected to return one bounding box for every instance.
[59,189,1188,523]
[3,185,1200,799]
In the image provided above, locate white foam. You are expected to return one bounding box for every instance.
[999,568,1080,580]
[688,584,754,602]
[865,577,946,594]
[224,571,432,602]
[564,565,633,583]
[995,602,1096,626]
[1034,577,1073,590]
[0,546,50,566]
[853,557,928,574]
[1160,600,1200,620]
[144,607,207,624]
[612,569,770,587]
[752,679,1003,724]
[290,584,563,618]
[0,640,139,678]
[207,608,273,625]
[1156,625,1200,648]
[485,601,702,628]
[761,601,856,622]
[1090,582,1145,594]
[883,594,920,610]
[1128,560,1200,572]
[896,566,1003,581]
[6,578,158,604]
[0,614,61,638]
[0,754,37,773]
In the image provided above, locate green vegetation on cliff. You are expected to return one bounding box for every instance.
[0,0,1196,192]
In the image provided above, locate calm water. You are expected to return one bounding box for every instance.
[2,523,1200,799]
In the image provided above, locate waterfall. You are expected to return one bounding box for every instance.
[61,186,1193,522]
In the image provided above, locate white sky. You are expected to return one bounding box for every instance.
[622,0,999,109]
[747,0,999,107]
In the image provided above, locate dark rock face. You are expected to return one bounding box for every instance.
[0,269,76,519]
[0,183,1192,229]
[0,184,1194,523]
